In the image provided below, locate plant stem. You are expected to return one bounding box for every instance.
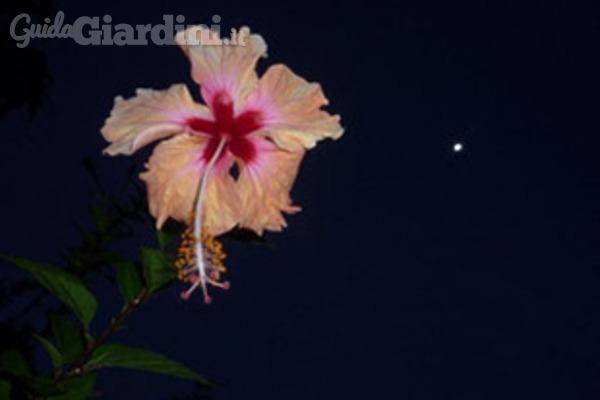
[53,287,148,384]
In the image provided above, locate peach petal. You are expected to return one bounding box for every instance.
[243,64,344,152]
[175,26,267,109]
[237,138,304,235]
[140,134,241,234]
[102,84,211,156]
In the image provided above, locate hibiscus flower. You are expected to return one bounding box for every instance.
[101,26,343,303]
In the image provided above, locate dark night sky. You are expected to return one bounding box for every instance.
[3,0,600,399]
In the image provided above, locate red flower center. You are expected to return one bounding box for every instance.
[186,92,264,163]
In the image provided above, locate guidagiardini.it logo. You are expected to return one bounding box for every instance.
[9,12,248,48]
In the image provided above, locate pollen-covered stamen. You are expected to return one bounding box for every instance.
[175,224,229,303]
[174,136,229,303]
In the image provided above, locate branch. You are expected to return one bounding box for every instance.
[53,287,149,384]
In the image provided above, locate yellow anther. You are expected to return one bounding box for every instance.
[175,222,227,283]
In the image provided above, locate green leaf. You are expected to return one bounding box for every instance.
[116,261,142,304]
[73,222,96,248]
[89,344,211,385]
[51,374,96,400]
[0,380,10,399]
[33,334,63,369]
[23,376,64,397]
[141,248,175,294]
[2,256,98,326]
[0,350,31,377]
[156,220,184,250]
[157,230,175,251]
[49,314,84,363]
[89,203,111,232]
[0,353,64,397]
